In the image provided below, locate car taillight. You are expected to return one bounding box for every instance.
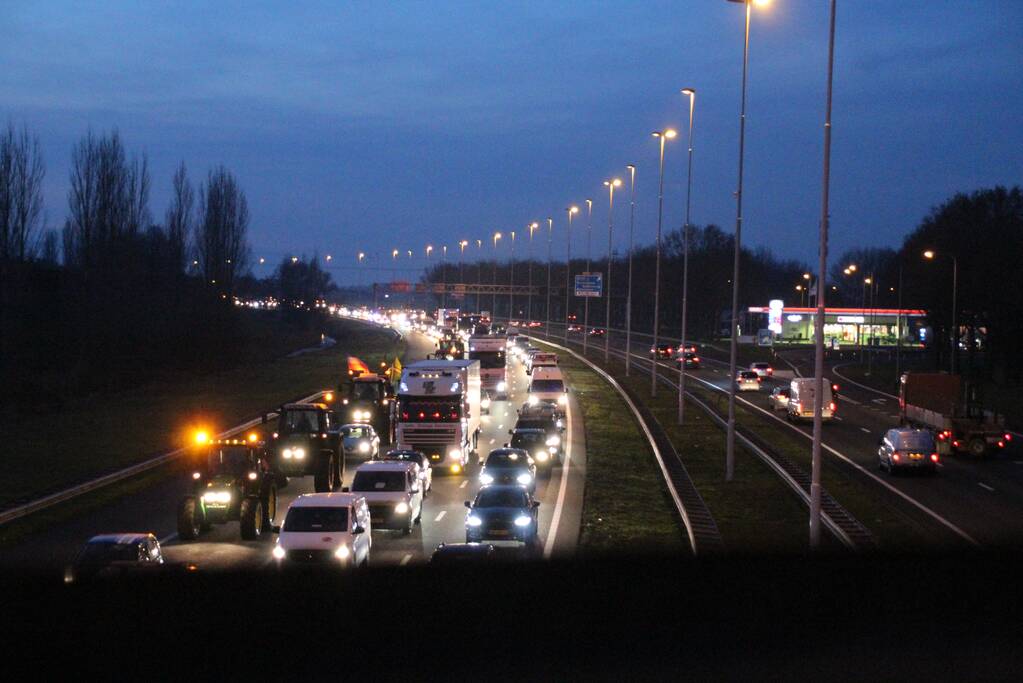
[767,368,773,375]
[829,402,836,411]
[998,441,1006,448]
[1006,433,1013,442]
[930,453,939,462]
[937,432,946,441]
[892,453,900,461]
[832,384,839,391]
[693,357,699,362]
[952,440,960,448]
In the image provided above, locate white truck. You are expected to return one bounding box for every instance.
[395,359,482,474]
[468,335,508,399]
[787,378,835,423]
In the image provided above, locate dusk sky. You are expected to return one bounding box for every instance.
[3,1,1021,285]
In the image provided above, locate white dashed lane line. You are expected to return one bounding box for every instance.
[860,427,871,434]
[434,510,447,522]
[978,483,995,492]
[459,480,468,489]
[400,553,412,566]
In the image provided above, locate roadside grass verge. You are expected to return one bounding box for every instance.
[550,351,687,554]
[614,367,818,553]
[0,316,402,510]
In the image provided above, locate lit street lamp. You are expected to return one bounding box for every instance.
[564,206,579,342]
[476,239,483,314]
[810,0,836,549]
[651,129,677,396]
[492,232,502,318]
[725,0,767,482]
[528,221,539,324]
[545,217,553,335]
[678,86,696,426]
[923,249,959,373]
[625,165,637,376]
[602,178,622,364]
[583,198,593,355]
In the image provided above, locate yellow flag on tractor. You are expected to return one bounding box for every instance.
[347,356,370,377]
[391,356,402,378]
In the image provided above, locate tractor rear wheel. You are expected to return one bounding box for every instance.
[177,497,202,541]
[240,497,264,540]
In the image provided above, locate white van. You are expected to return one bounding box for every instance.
[348,461,424,535]
[528,366,568,415]
[527,352,558,375]
[787,378,835,422]
[272,492,371,567]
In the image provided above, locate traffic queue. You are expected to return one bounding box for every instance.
[65,310,570,581]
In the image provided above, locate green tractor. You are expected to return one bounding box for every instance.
[177,434,279,541]
[266,402,345,492]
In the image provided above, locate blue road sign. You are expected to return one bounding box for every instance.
[574,273,602,298]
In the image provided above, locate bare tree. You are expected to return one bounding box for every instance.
[165,162,193,273]
[0,123,46,262]
[64,130,149,271]
[196,165,250,292]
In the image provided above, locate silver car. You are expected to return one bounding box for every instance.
[340,424,380,459]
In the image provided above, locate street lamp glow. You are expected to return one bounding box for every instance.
[291,256,298,264]
[326,254,332,261]
[259,257,265,264]
[803,272,811,280]
[569,205,579,214]
[392,249,399,259]
[864,277,872,285]
[847,263,857,272]
[923,250,935,259]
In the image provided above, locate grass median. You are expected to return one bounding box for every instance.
[546,350,687,555]
[0,315,402,513]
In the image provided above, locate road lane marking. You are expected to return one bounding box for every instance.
[833,416,843,421]
[543,399,573,559]
[489,438,495,444]
[459,480,468,488]
[872,398,887,405]
[400,553,412,566]
[434,510,446,522]
[860,427,872,434]
[978,483,995,492]
[838,394,862,405]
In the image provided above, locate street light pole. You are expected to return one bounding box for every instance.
[509,230,516,323]
[425,245,433,313]
[441,245,448,310]
[625,164,637,376]
[725,0,756,482]
[810,0,837,549]
[923,250,959,374]
[546,217,553,337]
[583,198,592,355]
[476,240,483,315]
[679,87,696,426]
[564,206,578,343]
[651,129,676,397]
[492,233,501,319]
[528,222,538,325]
[895,261,903,386]
[603,178,621,365]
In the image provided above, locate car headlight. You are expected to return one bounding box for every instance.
[282,448,293,459]
[558,394,568,406]
[546,435,560,446]
[516,473,532,485]
[479,473,494,484]
[527,395,539,406]
[294,447,305,459]
[358,442,370,453]
[272,545,286,559]
[395,501,409,514]
[467,515,483,527]
[202,491,231,504]
[496,381,507,392]
[448,449,461,460]
[334,545,351,560]
[481,398,491,409]
[514,515,531,527]
[535,451,549,462]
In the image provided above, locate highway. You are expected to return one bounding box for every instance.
[536,322,1023,548]
[0,326,587,573]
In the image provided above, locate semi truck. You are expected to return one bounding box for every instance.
[468,334,507,399]
[899,373,1009,457]
[395,359,482,473]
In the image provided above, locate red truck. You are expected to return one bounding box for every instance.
[899,373,1010,457]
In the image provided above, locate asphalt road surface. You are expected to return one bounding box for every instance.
[540,321,1023,548]
[1,328,586,574]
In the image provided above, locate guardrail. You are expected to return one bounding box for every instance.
[533,337,723,556]
[0,391,327,527]
[534,328,874,551]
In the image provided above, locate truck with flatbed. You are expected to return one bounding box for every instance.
[899,372,1009,457]
[395,359,481,474]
